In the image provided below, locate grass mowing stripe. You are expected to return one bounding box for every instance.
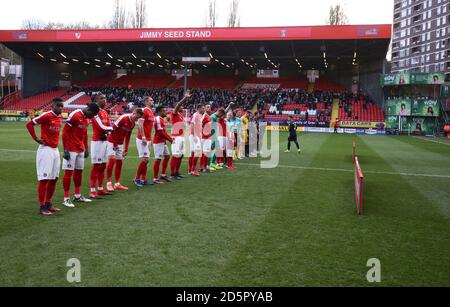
[216,134,346,286]
[361,135,450,219]
[217,134,450,286]
[411,136,450,146]
[235,162,450,179]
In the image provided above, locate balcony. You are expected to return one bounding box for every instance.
[411,35,421,43]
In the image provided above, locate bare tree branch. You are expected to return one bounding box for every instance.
[227,0,240,27]
[205,0,219,27]
[110,0,128,29]
[326,4,348,25]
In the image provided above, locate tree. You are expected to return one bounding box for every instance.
[21,19,99,30]
[21,18,46,30]
[227,0,240,27]
[110,0,128,29]
[130,0,147,28]
[326,4,348,25]
[205,0,219,28]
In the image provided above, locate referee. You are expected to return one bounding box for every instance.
[285,116,301,153]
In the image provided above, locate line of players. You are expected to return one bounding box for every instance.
[26,90,238,216]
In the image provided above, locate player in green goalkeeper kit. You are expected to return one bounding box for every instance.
[208,102,235,171]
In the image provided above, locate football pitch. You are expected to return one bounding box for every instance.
[0,121,449,286]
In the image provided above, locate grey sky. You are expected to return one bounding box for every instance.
[0,0,393,29]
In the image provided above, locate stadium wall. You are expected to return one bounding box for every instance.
[358,59,385,106]
[22,58,110,97]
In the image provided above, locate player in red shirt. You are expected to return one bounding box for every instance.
[89,94,113,199]
[134,97,155,187]
[26,98,64,216]
[106,108,143,192]
[199,104,212,172]
[152,106,174,184]
[61,103,100,208]
[188,104,205,177]
[169,90,191,179]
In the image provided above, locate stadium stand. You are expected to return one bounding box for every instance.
[74,74,115,87]
[109,74,175,88]
[170,75,240,89]
[314,78,347,92]
[338,95,384,122]
[2,88,68,111]
[241,76,308,89]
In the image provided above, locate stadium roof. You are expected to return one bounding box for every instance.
[0,25,391,70]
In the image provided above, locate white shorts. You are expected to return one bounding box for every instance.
[36,146,60,181]
[171,136,185,157]
[189,135,202,152]
[91,141,108,164]
[218,136,227,151]
[62,151,84,171]
[136,138,151,158]
[153,143,169,160]
[106,142,124,160]
[226,137,235,157]
[201,139,212,154]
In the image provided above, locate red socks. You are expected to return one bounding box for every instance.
[193,156,199,171]
[162,156,169,175]
[98,163,106,189]
[170,157,178,175]
[90,164,99,189]
[106,158,115,182]
[188,156,193,172]
[38,180,48,206]
[45,179,58,204]
[227,157,233,167]
[171,157,183,175]
[63,170,73,198]
[136,160,148,180]
[73,169,83,196]
[115,160,123,183]
[200,154,207,169]
[154,159,161,179]
[176,157,182,174]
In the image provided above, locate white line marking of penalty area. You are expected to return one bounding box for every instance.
[235,162,450,179]
[1,148,448,179]
[410,136,450,146]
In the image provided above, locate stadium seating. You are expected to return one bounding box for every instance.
[170,75,240,89]
[241,77,308,89]
[110,74,175,88]
[314,78,346,92]
[3,88,68,111]
[338,98,384,122]
[74,74,115,87]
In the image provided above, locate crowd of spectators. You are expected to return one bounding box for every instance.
[80,87,262,114]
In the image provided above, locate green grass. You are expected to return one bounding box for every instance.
[0,121,449,286]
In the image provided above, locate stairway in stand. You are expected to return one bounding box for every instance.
[330,98,340,128]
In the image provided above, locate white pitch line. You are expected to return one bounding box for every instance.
[235,162,450,179]
[410,136,450,146]
[1,148,449,179]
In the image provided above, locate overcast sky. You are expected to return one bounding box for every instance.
[0,0,393,29]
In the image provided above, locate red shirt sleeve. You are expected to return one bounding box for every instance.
[26,121,38,141]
